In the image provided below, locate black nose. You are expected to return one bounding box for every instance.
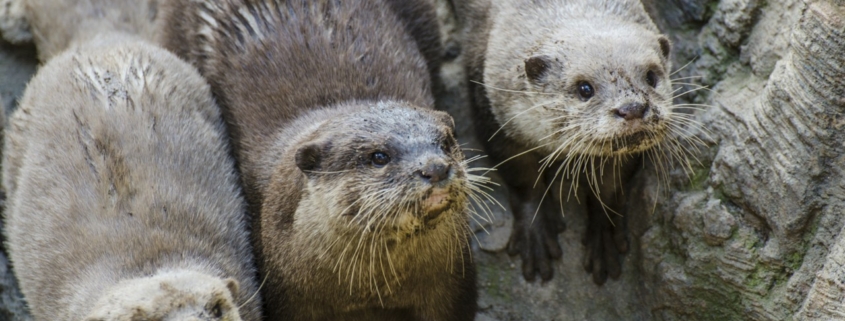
[615,103,648,120]
[418,159,451,183]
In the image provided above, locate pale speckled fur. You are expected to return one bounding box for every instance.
[480,0,672,156]
[159,0,477,319]
[2,19,261,321]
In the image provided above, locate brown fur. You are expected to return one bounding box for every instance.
[160,0,477,319]
[2,0,263,319]
[458,0,679,284]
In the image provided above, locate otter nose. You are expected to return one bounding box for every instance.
[615,103,648,120]
[418,159,451,184]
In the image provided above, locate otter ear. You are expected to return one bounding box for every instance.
[295,142,324,173]
[658,36,671,60]
[524,55,552,83]
[433,111,456,133]
[224,278,239,297]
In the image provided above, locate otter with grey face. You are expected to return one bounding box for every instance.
[160,0,478,319]
[458,0,684,284]
[1,0,262,319]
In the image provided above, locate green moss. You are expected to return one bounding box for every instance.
[686,166,712,191]
[478,263,511,301]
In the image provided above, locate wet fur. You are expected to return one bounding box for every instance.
[160,0,477,319]
[458,0,679,283]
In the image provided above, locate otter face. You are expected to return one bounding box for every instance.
[294,102,468,240]
[85,270,242,321]
[487,20,673,157]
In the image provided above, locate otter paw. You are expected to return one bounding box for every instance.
[507,211,565,281]
[582,212,628,285]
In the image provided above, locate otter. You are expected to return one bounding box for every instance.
[2,0,160,61]
[457,0,681,284]
[159,0,478,319]
[2,1,262,319]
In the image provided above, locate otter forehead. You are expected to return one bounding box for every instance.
[544,24,666,71]
[328,104,455,154]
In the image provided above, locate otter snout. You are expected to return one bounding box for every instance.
[615,103,648,120]
[417,159,451,184]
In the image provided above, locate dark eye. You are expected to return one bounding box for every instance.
[211,302,223,318]
[646,70,658,87]
[577,81,594,100]
[371,152,390,167]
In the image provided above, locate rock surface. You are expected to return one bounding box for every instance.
[1,0,845,320]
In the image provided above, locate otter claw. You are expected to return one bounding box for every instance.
[583,207,627,285]
[507,207,564,282]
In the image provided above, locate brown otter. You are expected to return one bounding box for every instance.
[1,0,263,319]
[457,0,684,284]
[159,0,478,319]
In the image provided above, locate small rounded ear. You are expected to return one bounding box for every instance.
[295,142,323,172]
[524,55,552,82]
[224,278,240,297]
[658,36,671,60]
[433,111,456,133]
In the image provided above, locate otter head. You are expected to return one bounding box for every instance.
[487,18,673,157]
[85,270,242,321]
[293,101,468,242]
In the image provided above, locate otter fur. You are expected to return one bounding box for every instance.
[458,0,679,284]
[2,0,161,61]
[1,1,263,319]
[160,0,478,319]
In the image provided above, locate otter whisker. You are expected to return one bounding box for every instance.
[671,75,704,82]
[461,154,488,166]
[301,169,353,174]
[383,242,400,286]
[670,56,699,76]
[465,191,495,224]
[470,80,558,96]
[489,100,559,141]
[667,117,714,143]
[238,272,270,309]
[467,184,505,214]
[483,143,552,176]
[672,86,710,99]
[466,181,502,222]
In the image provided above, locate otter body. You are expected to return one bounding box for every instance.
[3,36,262,321]
[2,0,262,319]
[161,0,477,319]
[459,0,676,284]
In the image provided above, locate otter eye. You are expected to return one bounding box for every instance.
[371,152,390,167]
[577,81,594,100]
[211,302,223,318]
[646,70,658,87]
